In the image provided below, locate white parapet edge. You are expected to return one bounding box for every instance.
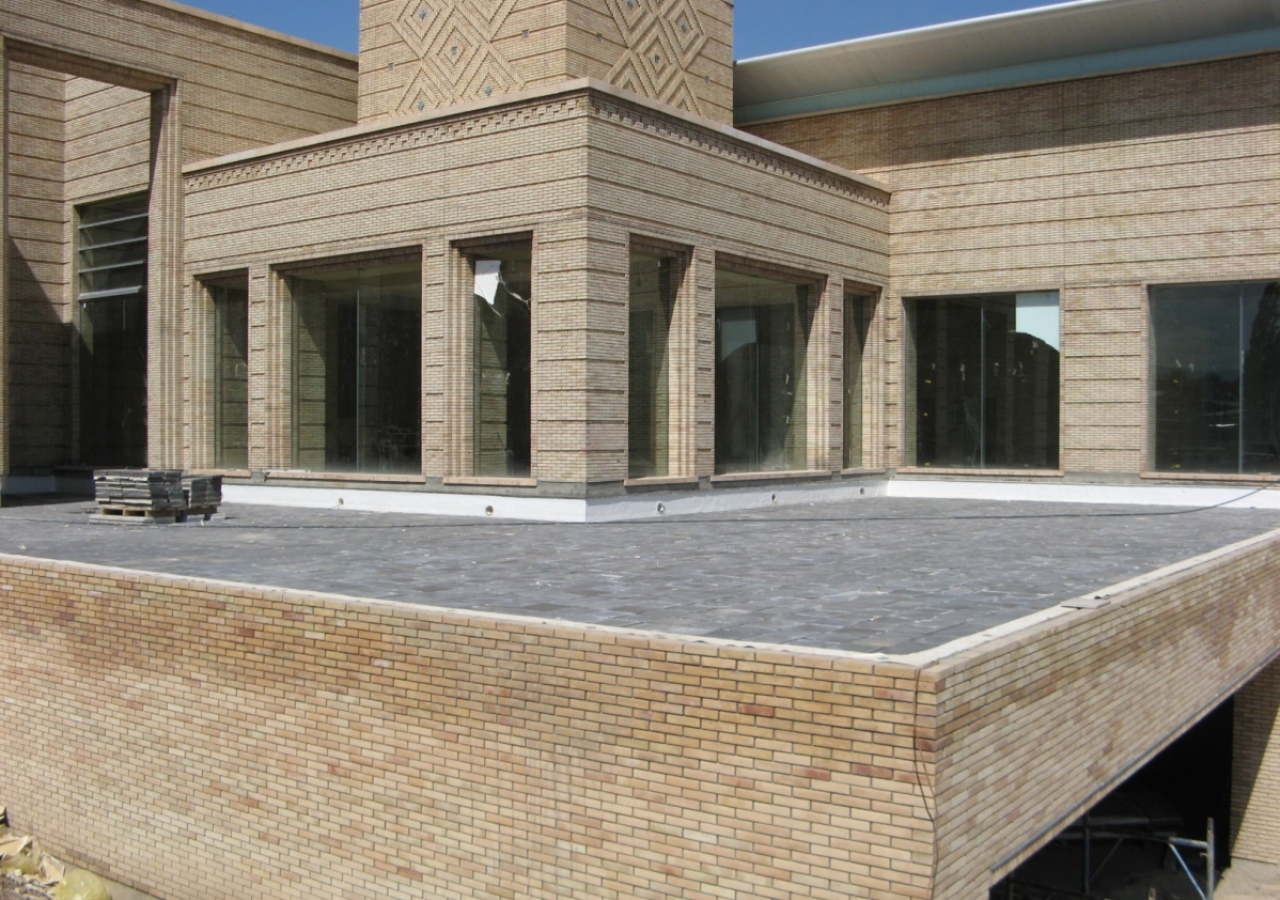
[222,478,892,523]
[887,478,1280,509]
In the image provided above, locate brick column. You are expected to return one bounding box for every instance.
[691,246,716,478]
[146,82,184,468]
[421,238,446,479]
[0,38,8,484]
[247,265,290,471]
[1233,660,1280,864]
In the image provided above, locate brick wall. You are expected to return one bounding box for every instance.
[5,63,68,470]
[1233,659,1280,864]
[924,528,1280,899]
[746,52,1280,476]
[359,0,733,125]
[0,0,358,473]
[183,84,888,486]
[0,553,933,900]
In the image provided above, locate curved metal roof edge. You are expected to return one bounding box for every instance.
[737,0,1118,68]
[733,0,1280,124]
[736,26,1280,125]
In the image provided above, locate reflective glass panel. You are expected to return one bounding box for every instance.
[210,278,249,469]
[77,193,149,466]
[844,290,873,469]
[908,293,1059,469]
[472,243,532,478]
[1151,281,1280,474]
[629,252,676,478]
[291,261,421,474]
[79,294,147,466]
[715,267,808,474]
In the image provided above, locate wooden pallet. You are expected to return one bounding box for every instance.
[93,504,219,524]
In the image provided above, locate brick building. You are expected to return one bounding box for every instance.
[2,1,1280,899]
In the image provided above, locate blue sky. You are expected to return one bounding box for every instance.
[181,0,1058,58]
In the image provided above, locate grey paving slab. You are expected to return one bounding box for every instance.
[0,496,1277,655]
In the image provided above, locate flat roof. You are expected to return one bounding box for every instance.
[734,0,1280,123]
[3,497,1277,657]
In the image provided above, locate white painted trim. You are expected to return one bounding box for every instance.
[222,478,892,523]
[886,478,1280,509]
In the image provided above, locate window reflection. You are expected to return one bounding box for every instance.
[844,289,874,469]
[1151,281,1280,474]
[471,242,532,478]
[715,267,809,474]
[291,261,421,474]
[78,192,149,467]
[907,293,1060,469]
[209,278,249,469]
[629,251,678,478]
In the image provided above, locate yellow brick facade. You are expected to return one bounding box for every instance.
[1,529,1277,900]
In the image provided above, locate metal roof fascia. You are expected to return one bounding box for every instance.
[735,26,1280,125]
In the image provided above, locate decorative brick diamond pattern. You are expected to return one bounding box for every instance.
[606,0,710,115]
[391,0,525,115]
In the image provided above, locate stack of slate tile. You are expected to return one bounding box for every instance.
[93,469,186,513]
[183,474,223,511]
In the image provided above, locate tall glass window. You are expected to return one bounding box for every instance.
[844,289,874,469]
[78,193,149,466]
[714,266,809,474]
[291,260,421,474]
[629,250,678,478]
[209,277,249,469]
[907,292,1060,469]
[471,242,532,478]
[1151,281,1280,474]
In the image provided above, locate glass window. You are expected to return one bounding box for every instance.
[291,260,421,474]
[78,192,149,466]
[844,289,874,469]
[471,242,532,478]
[714,266,809,474]
[209,277,249,470]
[629,250,678,478]
[1151,281,1280,474]
[907,292,1060,469]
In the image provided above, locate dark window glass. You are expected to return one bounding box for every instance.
[292,261,422,474]
[1152,281,1280,474]
[844,290,873,469]
[629,251,677,478]
[472,243,532,478]
[908,293,1059,469]
[210,278,249,469]
[78,193,149,466]
[715,267,809,474]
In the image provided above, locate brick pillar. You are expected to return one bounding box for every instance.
[0,38,8,485]
[247,265,290,471]
[691,246,715,478]
[146,83,184,468]
[421,238,445,479]
[1232,660,1280,864]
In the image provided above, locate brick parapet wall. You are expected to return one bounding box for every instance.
[2,527,1278,899]
[921,528,1280,900]
[0,554,935,900]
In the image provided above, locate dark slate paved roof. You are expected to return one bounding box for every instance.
[2,497,1277,655]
